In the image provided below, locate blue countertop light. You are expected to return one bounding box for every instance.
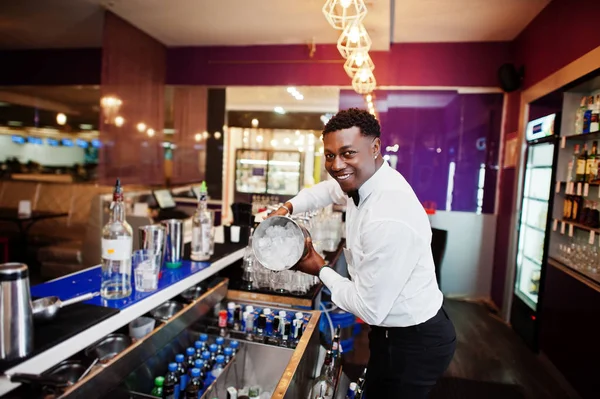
[31,259,212,310]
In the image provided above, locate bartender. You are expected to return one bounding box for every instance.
[270,108,456,398]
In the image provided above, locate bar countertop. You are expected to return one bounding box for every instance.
[0,242,245,397]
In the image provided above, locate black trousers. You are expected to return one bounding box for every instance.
[364,307,456,399]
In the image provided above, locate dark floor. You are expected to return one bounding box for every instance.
[343,299,577,399]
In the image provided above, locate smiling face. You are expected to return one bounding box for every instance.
[323,126,381,193]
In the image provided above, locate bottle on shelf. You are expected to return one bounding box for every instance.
[264,308,274,336]
[198,334,209,355]
[575,96,587,135]
[563,195,573,220]
[592,96,600,133]
[200,351,212,377]
[331,325,342,361]
[185,347,196,377]
[345,382,357,399]
[567,144,580,183]
[163,362,180,399]
[355,367,367,399]
[241,229,255,290]
[227,302,236,327]
[191,181,214,261]
[583,96,594,134]
[101,179,133,299]
[224,347,233,365]
[229,340,239,356]
[218,310,228,337]
[194,359,206,382]
[577,144,588,182]
[150,376,164,397]
[587,141,598,183]
[211,355,226,379]
[215,336,225,355]
[208,344,218,368]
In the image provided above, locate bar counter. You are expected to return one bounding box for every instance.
[0,243,246,397]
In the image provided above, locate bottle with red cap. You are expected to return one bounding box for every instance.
[218,309,228,337]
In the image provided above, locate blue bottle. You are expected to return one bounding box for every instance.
[163,362,180,399]
[229,340,239,356]
[175,354,188,391]
[200,351,212,377]
[185,368,203,399]
[208,344,218,368]
[264,308,274,336]
[215,336,225,355]
[223,347,233,365]
[185,347,196,377]
[198,333,209,352]
[194,341,204,360]
[194,359,206,382]
[211,355,225,378]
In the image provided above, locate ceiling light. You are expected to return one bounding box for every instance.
[271,139,278,147]
[274,106,286,114]
[337,21,372,59]
[284,137,291,145]
[295,130,301,135]
[214,131,222,140]
[115,116,124,127]
[243,137,248,144]
[294,93,304,100]
[195,133,201,142]
[100,95,122,124]
[352,65,376,94]
[243,130,249,137]
[146,128,155,137]
[203,131,210,139]
[287,87,297,94]
[56,113,67,125]
[322,0,367,31]
[256,135,264,143]
[137,122,147,133]
[251,118,259,128]
[344,50,374,78]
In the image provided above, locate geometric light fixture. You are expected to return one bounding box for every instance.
[100,95,122,124]
[343,49,374,77]
[352,64,376,94]
[322,0,367,31]
[337,20,372,59]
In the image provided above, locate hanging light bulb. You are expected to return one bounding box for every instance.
[344,50,374,78]
[322,0,367,31]
[337,21,372,59]
[352,65,376,94]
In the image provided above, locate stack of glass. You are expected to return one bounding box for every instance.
[241,206,344,294]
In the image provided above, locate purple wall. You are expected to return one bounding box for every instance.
[167,42,512,87]
[0,49,102,85]
[339,90,503,214]
[514,0,600,90]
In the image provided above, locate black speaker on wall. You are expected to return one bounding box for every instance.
[498,63,524,93]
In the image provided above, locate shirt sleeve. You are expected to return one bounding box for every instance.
[288,179,346,214]
[319,219,422,326]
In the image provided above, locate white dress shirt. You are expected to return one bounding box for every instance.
[289,161,443,327]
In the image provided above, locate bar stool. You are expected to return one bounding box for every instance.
[0,237,9,263]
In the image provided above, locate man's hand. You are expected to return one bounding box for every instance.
[265,202,294,219]
[295,236,326,276]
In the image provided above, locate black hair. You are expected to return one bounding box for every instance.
[323,108,381,138]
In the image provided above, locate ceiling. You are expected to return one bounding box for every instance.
[226,86,340,113]
[0,0,550,50]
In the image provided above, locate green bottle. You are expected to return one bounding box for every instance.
[151,376,164,397]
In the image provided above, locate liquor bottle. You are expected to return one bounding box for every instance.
[241,230,255,290]
[587,141,598,183]
[331,325,341,360]
[163,363,180,399]
[592,96,600,132]
[576,144,588,182]
[101,179,133,299]
[563,195,573,220]
[355,367,367,399]
[227,302,236,327]
[256,314,267,339]
[151,376,164,397]
[191,181,214,261]
[567,144,580,182]
[583,96,593,134]
[264,308,274,336]
[218,310,228,337]
[185,368,203,399]
[310,350,335,399]
[576,96,587,135]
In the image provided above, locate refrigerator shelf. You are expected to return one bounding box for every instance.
[558,219,600,234]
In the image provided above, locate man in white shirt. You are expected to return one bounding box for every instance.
[270,108,456,398]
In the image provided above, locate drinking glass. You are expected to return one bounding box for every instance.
[132,249,161,292]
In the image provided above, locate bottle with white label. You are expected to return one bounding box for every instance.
[101,179,133,299]
[191,181,214,261]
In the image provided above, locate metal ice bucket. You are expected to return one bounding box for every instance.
[252,215,311,271]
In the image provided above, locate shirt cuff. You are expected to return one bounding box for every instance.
[319,266,345,290]
[288,196,306,215]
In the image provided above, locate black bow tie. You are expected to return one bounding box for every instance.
[347,190,360,206]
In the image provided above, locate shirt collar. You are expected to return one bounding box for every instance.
[356,161,390,206]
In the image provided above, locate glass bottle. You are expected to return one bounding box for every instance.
[310,350,335,399]
[163,363,180,399]
[191,181,214,261]
[587,141,598,183]
[101,179,133,299]
[150,376,163,397]
[576,144,588,182]
[241,229,255,290]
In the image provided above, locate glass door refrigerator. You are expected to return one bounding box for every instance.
[511,113,560,351]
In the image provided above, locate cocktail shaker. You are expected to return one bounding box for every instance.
[0,263,33,361]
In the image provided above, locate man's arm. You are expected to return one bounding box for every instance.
[319,219,421,326]
[287,179,346,215]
